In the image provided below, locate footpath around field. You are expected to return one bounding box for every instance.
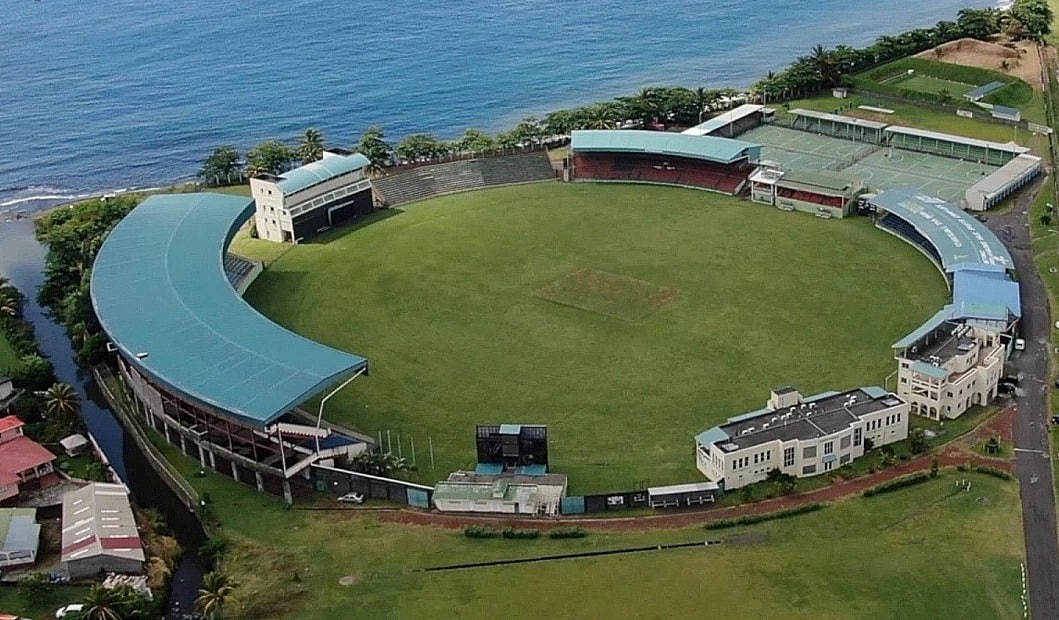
[379,406,1015,532]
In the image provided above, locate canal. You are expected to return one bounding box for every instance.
[0,218,205,618]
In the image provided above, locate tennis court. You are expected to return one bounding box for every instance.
[738,124,997,201]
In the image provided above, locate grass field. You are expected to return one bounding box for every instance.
[244,183,947,492]
[0,584,90,620]
[149,433,1026,620]
[888,73,975,97]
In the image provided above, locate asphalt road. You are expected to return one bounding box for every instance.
[987,182,1059,619]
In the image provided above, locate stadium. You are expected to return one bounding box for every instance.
[90,103,1033,512]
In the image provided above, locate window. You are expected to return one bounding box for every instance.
[784,447,795,467]
[802,464,817,475]
[823,441,833,455]
[900,377,907,384]
[803,446,817,459]
[839,435,851,450]
[853,428,862,447]
[839,454,850,464]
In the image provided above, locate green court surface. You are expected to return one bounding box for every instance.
[738,124,996,202]
[245,182,947,493]
[887,74,975,97]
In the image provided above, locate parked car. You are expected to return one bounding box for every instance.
[55,604,84,619]
[338,492,364,504]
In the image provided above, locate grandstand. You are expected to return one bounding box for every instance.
[223,253,263,295]
[682,104,771,138]
[92,193,373,504]
[790,109,887,144]
[883,126,1027,166]
[571,130,760,195]
[748,168,860,218]
[372,151,555,207]
[964,153,1043,211]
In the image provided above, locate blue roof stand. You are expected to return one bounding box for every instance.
[276,153,371,194]
[91,193,368,428]
[572,130,761,164]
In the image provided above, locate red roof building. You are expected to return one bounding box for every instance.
[0,417,56,503]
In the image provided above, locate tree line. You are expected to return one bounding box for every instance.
[749,6,1051,102]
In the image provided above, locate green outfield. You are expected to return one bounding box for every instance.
[887,73,975,97]
[147,438,1027,620]
[244,183,947,492]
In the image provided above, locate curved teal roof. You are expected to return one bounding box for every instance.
[276,153,370,194]
[90,193,368,427]
[571,130,760,164]
[870,188,1013,271]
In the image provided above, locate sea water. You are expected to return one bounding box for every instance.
[1,0,994,215]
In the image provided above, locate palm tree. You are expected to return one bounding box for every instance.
[298,127,325,165]
[0,289,18,317]
[80,584,127,620]
[196,571,238,620]
[43,382,79,419]
[585,102,620,129]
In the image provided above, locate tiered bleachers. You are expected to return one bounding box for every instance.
[877,214,943,267]
[573,154,748,195]
[223,253,257,290]
[775,188,845,208]
[373,152,555,207]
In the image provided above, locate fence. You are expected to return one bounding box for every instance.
[312,463,433,508]
[92,366,201,512]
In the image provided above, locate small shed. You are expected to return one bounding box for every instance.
[60,434,89,457]
[991,105,1021,122]
[647,481,722,509]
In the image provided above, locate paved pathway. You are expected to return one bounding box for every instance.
[986,179,1059,620]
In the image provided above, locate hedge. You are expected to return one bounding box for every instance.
[704,502,828,530]
[463,526,501,539]
[974,466,1013,480]
[548,527,587,539]
[862,472,931,497]
[501,527,541,539]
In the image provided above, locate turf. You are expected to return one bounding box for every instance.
[890,74,975,97]
[535,268,679,322]
[151,439,1028,620]
[244,183,947,493]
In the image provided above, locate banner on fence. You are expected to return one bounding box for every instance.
[956,109,974,119]
[1028,122,1053,135]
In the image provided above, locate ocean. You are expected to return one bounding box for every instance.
[1,0,995,216]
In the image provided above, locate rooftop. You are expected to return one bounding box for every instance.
[776,170,857,196]
[952,267,1021,322]
[60,483,144,565]
[571,130,760,164]
[966,154,1042,200]
[681,104,764,136]
[0,415,23,435]
[790,108,888,130]
[90,193,368,428]
[903,320,977,363]
[698,387,904,452]
[272,151,371,195]
[884,125,1028,154]
[869,188,1013,271]
[0,508,39,555]
[964,81,1007,101]
[0,436,55,477]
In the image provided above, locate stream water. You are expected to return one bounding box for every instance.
[0,219,205,618]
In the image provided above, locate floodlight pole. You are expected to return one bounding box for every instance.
[315,368,366,454]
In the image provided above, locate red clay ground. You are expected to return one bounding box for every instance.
[378,406,1016,532]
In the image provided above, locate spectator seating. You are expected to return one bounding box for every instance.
[573,154,748,195]
[878,214,943,267]
[223,253,260,293]
[775,187,846,208]
[373,152,556,207]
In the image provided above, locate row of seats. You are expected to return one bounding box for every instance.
[573,155,748,194]
[372,152,556,207]
[223,253,257,290]
[775,187,846,208]
[878,213,943,266]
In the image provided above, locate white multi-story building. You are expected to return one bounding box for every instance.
[892,320,1004,420]
[695,386,908,490]
[249,149,373,243]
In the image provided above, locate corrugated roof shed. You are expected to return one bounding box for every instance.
[91,193,368,427]
[60,483,144,565]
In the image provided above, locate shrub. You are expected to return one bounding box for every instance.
[956,464,969,472]
[463,526,501,539]
[501,527,541,539]
[548,527,587,539]
[862,472,931,497]
[704,503,828,530]
[974,466,1012,480]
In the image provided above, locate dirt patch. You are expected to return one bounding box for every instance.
[338,574,361,586]
[916,38,1044,89]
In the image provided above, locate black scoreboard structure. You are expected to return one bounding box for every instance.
[475,424,549,470]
